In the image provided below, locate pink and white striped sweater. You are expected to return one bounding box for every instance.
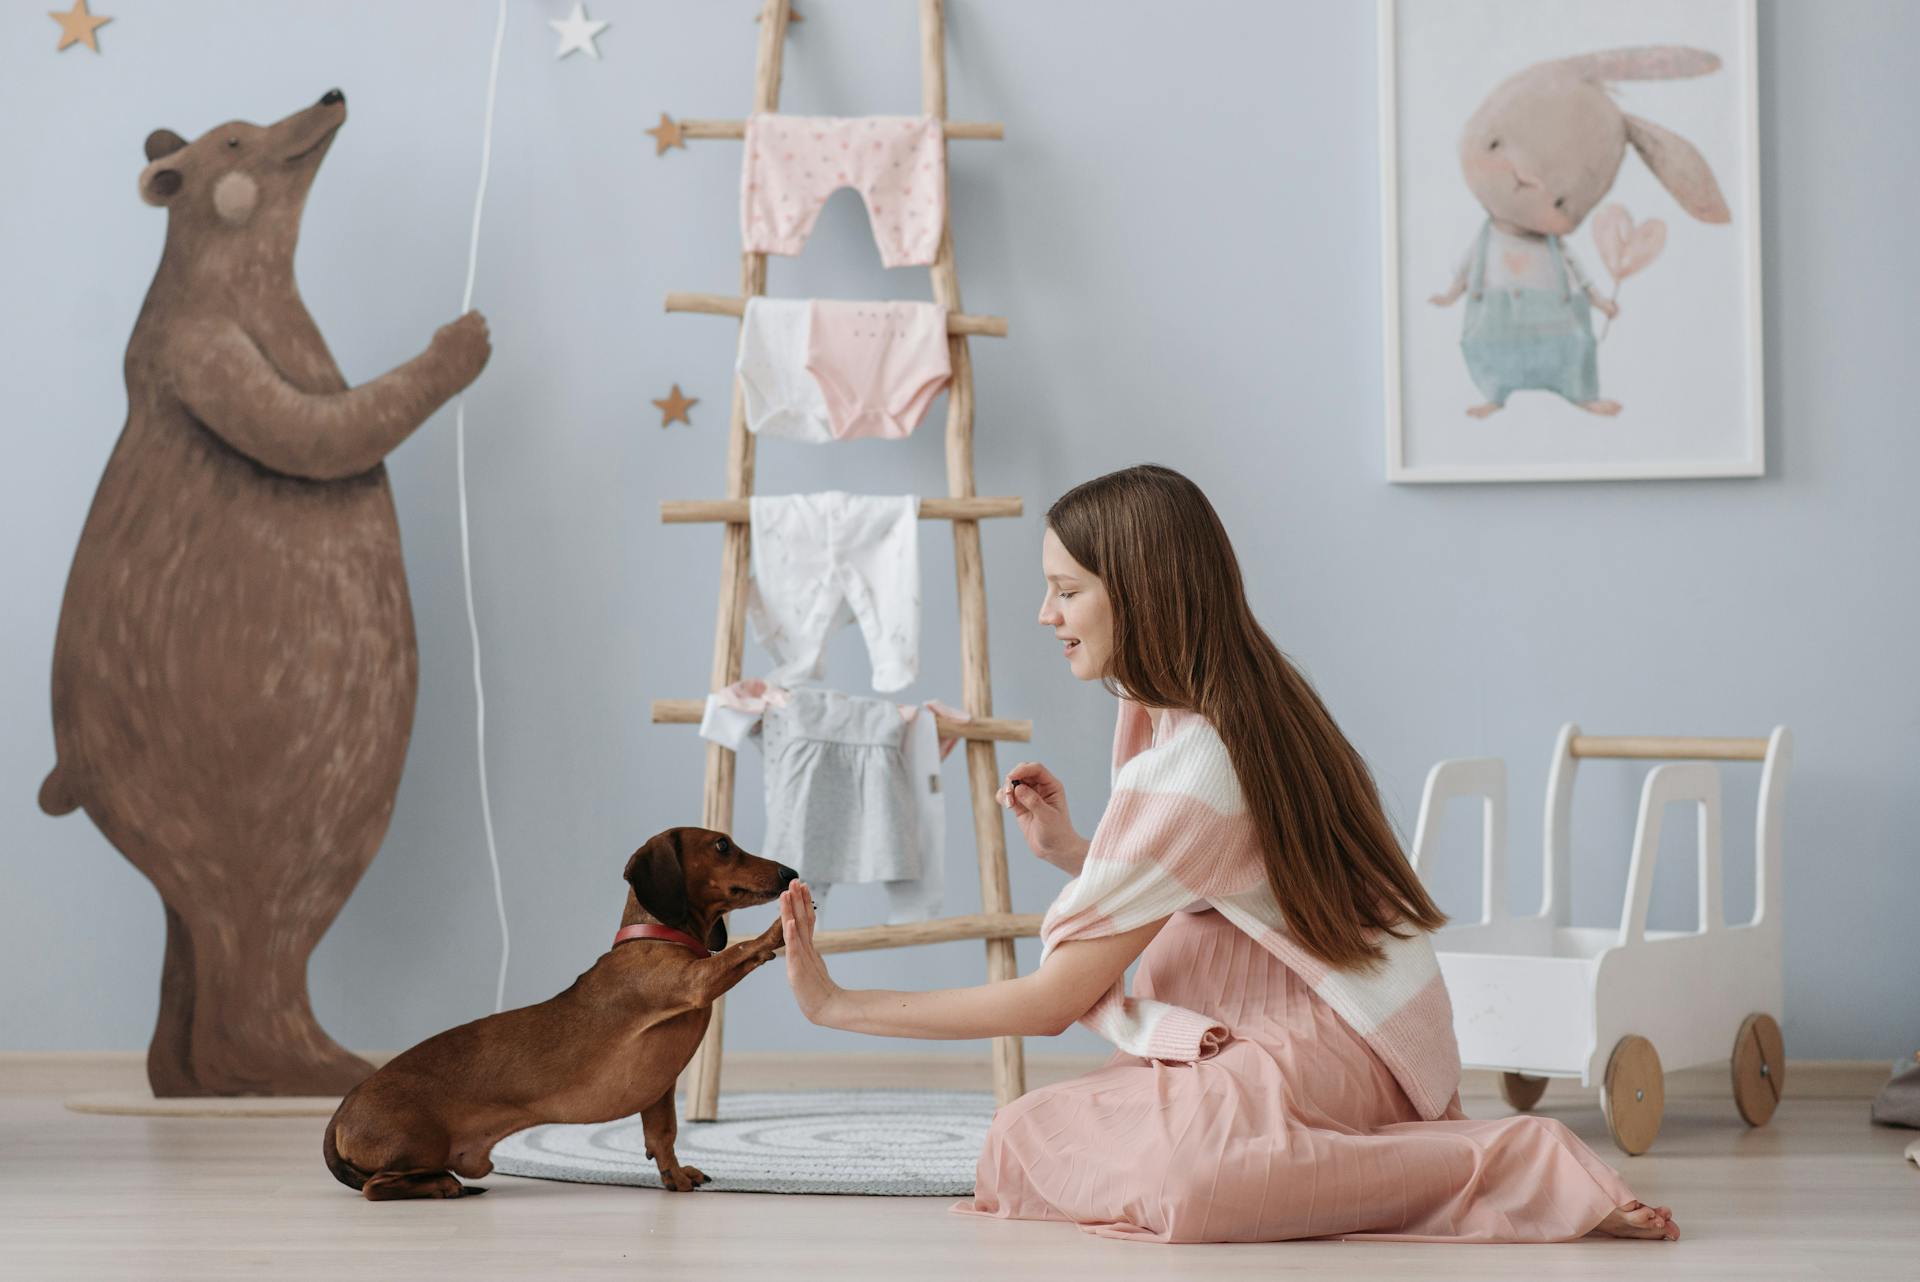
[1040,700,1462,1120]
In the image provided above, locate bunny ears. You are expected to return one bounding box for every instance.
[1548,45,1732,225]
[1560,45,1722,84]
[1624,114,1731,223]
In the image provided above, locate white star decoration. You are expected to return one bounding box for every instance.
[550,3,608,60]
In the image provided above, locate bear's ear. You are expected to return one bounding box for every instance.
[139,159,183,207]
[145,129,186,162]
[140,130,188,206]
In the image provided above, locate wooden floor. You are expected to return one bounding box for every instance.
[3,1053,1914,1280]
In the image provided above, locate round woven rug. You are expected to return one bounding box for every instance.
[490,1089,996,1196]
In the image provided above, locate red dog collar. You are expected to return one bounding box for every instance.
[612,922,711,959]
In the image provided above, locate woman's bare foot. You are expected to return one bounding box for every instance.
[1466,401,1505,418]
[1593,1200,1680,1241]
[1578,399,1623,416]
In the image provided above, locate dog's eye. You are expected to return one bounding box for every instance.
[715,836,731,855]
[1487,138,1500,151]
[226,137,240,149]
[1554,197,1566,210]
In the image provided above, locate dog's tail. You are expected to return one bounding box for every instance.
[323,1114,368,1192]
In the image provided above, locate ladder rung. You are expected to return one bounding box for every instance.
[663,496,1021,523]
[1570,735,1770,762]
[652,699,1031,744]
[665,291,1008,338]
[815,912,1043,956]
[679,117,1003,141]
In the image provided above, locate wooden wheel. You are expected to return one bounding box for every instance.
[1731,1012,1785,1126]
[1602,1034,1664,1155]
[1499,1072,1550,1112]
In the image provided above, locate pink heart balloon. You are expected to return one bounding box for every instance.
[1592,204,1667,281]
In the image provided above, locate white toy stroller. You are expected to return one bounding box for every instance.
[1411,725,1792,1154]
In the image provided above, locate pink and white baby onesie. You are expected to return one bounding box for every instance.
[742,114,946,268]
[737,298,951,443]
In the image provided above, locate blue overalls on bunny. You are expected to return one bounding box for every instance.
[1460,220,1599,406]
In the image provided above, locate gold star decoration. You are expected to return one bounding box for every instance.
[652,384,698,427]
[645,113,686,157]
[50,0,111,53]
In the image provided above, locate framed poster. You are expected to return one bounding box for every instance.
[1380,0,1763,483]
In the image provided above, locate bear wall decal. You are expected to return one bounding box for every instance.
[41,89,492,1096]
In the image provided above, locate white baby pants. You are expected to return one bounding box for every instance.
[747,492,919,693]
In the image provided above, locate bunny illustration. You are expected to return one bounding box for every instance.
[1428,47,1731,418]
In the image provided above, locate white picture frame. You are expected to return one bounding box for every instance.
[1380,0,1764,483]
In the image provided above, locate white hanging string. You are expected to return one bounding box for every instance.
[454,0,511,1014]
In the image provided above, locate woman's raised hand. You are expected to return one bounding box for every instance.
[997,761,1089,875]
[778,881,844,1025]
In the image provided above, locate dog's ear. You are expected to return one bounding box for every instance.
[706,915,728,952]
[624,831,690,929]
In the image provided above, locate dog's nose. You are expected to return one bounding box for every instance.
[320,88,345,106]
[778,866,800,888]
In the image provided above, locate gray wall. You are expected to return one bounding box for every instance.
[4,1,1915,1064]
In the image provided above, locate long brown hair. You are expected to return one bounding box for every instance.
[1048,464,1445,969]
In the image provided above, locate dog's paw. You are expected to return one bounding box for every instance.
[658,1164,710,1192]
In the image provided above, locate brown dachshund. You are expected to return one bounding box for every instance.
[323,827,795,1199]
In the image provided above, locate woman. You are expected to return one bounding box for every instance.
[776,464,1676,1244]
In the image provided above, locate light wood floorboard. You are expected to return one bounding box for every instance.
[2,1053,1913,1279]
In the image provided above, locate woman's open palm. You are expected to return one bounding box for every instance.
[778,881,841,1024]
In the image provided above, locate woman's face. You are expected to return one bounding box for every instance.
[1039,527,1113,682]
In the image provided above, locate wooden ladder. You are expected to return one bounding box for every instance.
[650,0,1041,1122]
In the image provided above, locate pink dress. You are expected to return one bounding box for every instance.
[956,907,1640,1243]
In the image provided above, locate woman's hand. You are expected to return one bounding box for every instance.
[996,761,1089,875]
[778,881,845,1026]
